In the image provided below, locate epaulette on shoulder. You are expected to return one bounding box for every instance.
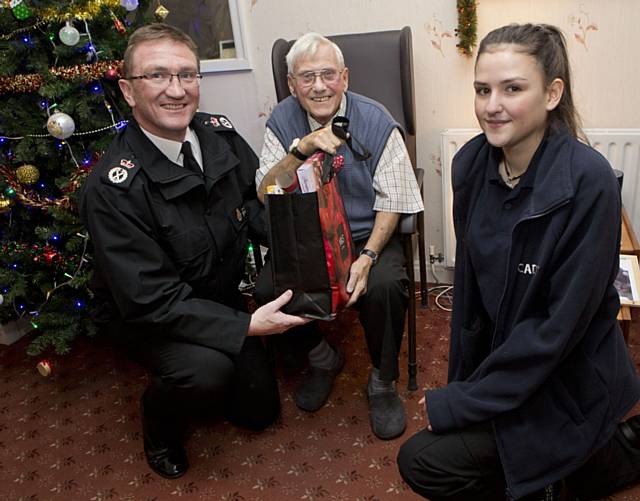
[201,113,236,132]
[99,155,140,190]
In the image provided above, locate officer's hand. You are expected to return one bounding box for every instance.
[345,255,373,307]
[299,126,344,156]
[248,290,311,336]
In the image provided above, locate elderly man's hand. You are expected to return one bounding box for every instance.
[299,125,344,156]
[345,254,373,307]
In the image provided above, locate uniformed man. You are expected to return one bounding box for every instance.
[79,23,309,479]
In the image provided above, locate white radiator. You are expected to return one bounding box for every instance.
[440,128,640,268]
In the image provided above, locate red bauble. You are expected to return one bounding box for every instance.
[113,17,126,34]
[104,67,118,80]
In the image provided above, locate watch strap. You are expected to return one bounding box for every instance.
[289,138,309,161]
[360,248,378,264]
[290,145,309,161]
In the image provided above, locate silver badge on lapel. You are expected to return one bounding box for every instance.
[108,166,128,184]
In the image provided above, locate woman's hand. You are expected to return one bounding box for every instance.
[419,395,433,431]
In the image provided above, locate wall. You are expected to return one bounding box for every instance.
[198,0,640,280]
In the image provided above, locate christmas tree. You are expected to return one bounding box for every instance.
[0,0,155,355]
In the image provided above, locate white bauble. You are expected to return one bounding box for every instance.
[59,22,80,46]
[120,0,139,11]
[47,112,75,139]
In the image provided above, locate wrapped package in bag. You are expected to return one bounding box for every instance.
[265,151,354,319]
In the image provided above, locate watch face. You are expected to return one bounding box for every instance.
[289,138,300,152]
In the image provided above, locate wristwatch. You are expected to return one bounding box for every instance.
[360,248,378,265]
[289,138,309,161]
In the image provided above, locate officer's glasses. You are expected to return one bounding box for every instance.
[292,68,343,87]
[126,71,203,87]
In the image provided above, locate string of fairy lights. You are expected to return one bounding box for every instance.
[0,0,171,330]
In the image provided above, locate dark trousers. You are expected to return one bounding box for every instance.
[113,327,280,441]
[255,235,409,381]
[397,421,640,500]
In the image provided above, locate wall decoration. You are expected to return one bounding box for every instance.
[569,5,598,50]
[425,14,453,58]
[456,0,477,56]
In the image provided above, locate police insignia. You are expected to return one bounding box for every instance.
[108,166,128,184]
[206,114,235,131]
[120,159,135,169]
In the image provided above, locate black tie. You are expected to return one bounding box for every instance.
[181,141,202,175]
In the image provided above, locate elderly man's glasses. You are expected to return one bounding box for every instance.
[292,68,342,87]
[126,72,203,87]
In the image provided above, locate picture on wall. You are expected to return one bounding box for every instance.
[615,254,640,306]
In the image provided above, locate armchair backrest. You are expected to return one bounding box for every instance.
[271,27,416,166]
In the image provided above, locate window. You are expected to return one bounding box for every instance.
[150,0,250,72]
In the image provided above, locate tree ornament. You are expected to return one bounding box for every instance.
[155,4,169,20]
[10,0,32,20]
[120,0,138,11]
[104,66,119,80]
[0,194,13,213]
[36,360,52,377]
[109,10,126,33]
[16,164,40,185]
[59,21,80,46]
[47,111,75,139]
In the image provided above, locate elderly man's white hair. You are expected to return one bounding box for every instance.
[286,32,345,74]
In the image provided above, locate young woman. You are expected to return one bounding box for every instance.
[397,23,640,501]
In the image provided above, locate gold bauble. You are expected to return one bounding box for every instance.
[16,164,40,185]
[0,195,12,213]
[154,4,169,20]
[37,360,52,377]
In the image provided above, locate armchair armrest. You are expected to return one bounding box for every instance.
[398,167,424,235]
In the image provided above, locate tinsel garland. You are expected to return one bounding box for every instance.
[0,21,46,41]
[456,0,478,56]
[0,60,122,95]
[0,163,91,209]
[34,0,122,22]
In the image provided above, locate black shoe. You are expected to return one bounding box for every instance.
[619,414,640,448]
[294,349,344,412]
[367,387,406,440]
[141,401,189,479]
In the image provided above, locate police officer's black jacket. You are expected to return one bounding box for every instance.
[79,113,265,355]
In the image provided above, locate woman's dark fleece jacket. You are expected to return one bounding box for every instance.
[427,129,640,499]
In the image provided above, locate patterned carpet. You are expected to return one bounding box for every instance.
[1,297,639,501]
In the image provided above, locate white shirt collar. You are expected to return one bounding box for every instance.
[139,126,202,169]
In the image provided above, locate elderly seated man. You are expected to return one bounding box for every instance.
[255,32,423,440]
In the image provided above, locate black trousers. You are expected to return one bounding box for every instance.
[111,324,280,441]
[255,235,409,381]
[397,421,640,500]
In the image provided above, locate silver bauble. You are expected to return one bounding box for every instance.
[120,0,139,11]
[59,22,80,46]
[46,112,75,139]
